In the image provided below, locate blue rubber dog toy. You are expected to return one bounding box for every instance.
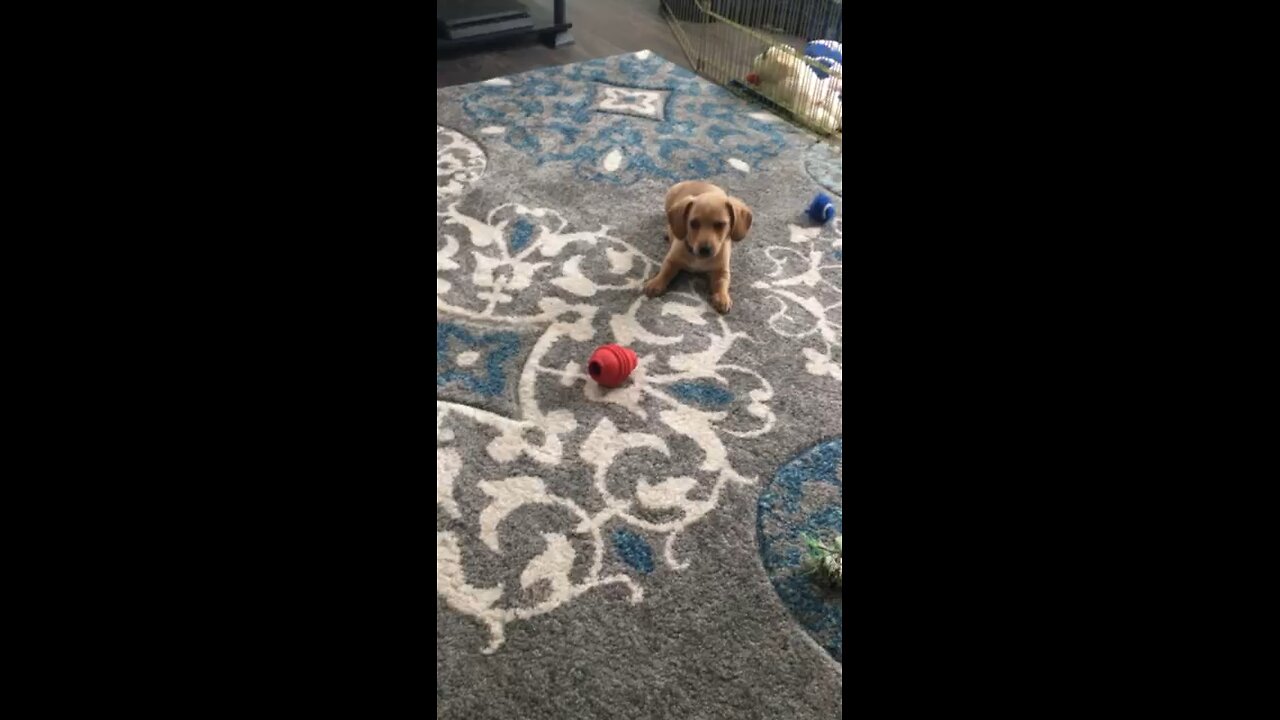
[808,193,835,224]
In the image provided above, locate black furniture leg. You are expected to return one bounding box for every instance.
[544,0,575,47]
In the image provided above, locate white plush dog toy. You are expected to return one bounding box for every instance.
[746,40,843,133]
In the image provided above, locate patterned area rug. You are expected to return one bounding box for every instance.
[437,51,842,720]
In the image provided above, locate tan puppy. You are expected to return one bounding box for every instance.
[643,181,753,313]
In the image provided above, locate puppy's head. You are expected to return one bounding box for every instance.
[668,193,753,258]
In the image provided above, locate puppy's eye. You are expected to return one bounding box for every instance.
[713,221,727,231]
[690,220,700,230]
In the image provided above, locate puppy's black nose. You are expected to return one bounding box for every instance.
[697,246,712,257]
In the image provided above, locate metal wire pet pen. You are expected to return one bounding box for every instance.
[660,0,843,137]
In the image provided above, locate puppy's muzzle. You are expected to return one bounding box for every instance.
[696,244,713,258]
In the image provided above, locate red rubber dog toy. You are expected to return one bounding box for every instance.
[587,344,638,388]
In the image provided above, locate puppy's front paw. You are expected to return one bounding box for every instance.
[711,292,732,314]
[643,277,668,297]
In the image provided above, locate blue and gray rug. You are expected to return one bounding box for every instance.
[437,51,842,720]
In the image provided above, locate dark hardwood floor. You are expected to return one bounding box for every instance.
[437,0,692,87]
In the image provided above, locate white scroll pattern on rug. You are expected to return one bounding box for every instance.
[437,126,487,201]
[752,217,843,382]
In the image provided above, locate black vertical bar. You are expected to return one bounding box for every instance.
[546,0,574,47]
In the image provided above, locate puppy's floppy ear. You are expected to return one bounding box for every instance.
[668,197,694,241]
[726,197,753,241]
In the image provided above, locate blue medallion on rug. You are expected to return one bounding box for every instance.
[437,322,521,396]
[757,438,843,662]
[461,52,805,185]
[436,321,541,419]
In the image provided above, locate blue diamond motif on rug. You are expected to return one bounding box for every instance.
[437,321,541,418]
[668,380,734,408]
[509,218,536,253]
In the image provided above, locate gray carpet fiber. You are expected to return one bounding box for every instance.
[437,51,843,720]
